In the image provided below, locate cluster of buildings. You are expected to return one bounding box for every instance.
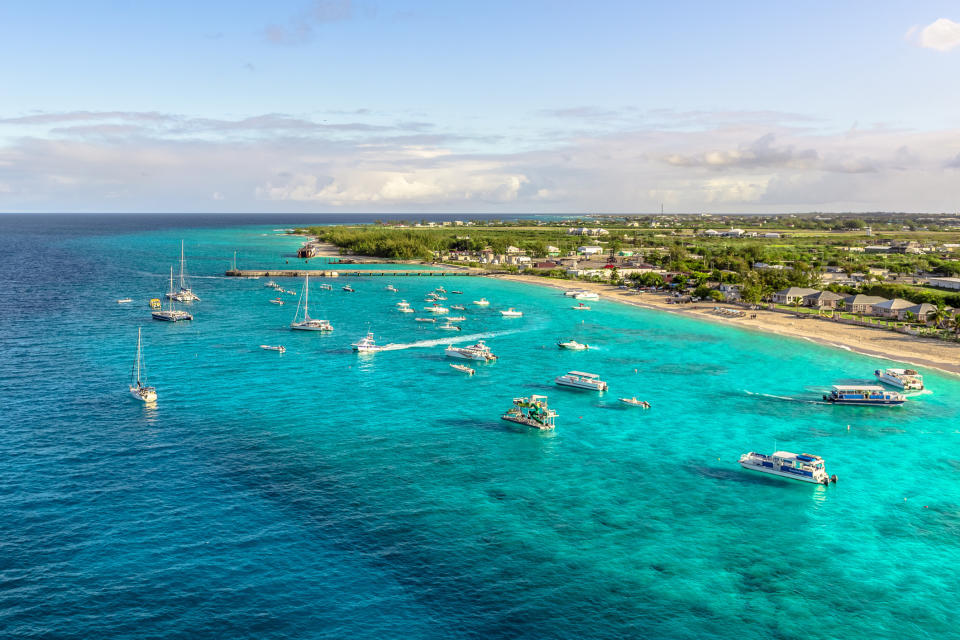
[699,228,781,238]
[770,287,953,323]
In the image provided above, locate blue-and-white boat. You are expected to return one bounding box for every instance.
[739,450,835,485]
[823,385,906,406]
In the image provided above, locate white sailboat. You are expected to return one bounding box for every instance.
[129,327,158,403]
[166,240,200,302]
[291,274,333,331]
[152,267,193,321]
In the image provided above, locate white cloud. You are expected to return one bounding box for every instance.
[909,18,960,51]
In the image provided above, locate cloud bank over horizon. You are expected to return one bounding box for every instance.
[1,108,958,214]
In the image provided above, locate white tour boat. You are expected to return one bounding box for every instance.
[555,370,608,391]
[574,291,599,301]
[557,339,589,350]
[129,327,158,403]
[822,385,906,406]
[501,395,557,430]
[152,267,194,322]
[290,275,333,331]
[473,298,490,306]
[739,451,836,485]
[445,340,498,362]
[874,368,924,391]
[260,344,286,353]
[500,308,523,317]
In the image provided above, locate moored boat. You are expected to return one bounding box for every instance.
[473,298,490,306]
[270,297,285,305]
[291,275,333,331]
[571,303,591,311]
[117,298,133,304]
[260,344,286,353]
[500,308,522,317]
[555,370,608,391]
[574,291,599,301]
[445,340,497,362]
[450,363,474,375]
[619,397,650,408]
[152,267,194,322]
[424,304,449,314]
[415,317,436,323]
[129,327,158,403]
[342,284,355,292]
[385,285,398,292]
[501,395,557,430]
[451,304,466,311]
[823,385,905,406]
[557,339,589,350]
[739,451,836,485]
[874,368,924,391]
[165,240,200,302]
[438,323,461,331]
[446,316,466,322]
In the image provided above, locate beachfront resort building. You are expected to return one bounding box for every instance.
[872,298,915,319]
[843,294,889,315]
[803,290,845,310]
[772,287,820,304]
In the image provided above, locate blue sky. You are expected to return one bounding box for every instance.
[1,1,959,213]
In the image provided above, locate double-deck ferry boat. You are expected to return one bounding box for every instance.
[445,340,497,362]
[874,368,924,391]
[739,450,836,485]
[823,385,906,406]
[555,371,608,391]
[501,395,557,431]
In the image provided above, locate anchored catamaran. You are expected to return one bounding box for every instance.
[290,275,333,331]
[501,395,557,430]
[166,240,200,302]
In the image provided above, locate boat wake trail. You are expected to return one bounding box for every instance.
[744,390,820,404]
[382,329,524,351]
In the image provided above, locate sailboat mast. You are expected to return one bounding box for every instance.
[303,275,310,321]
[169,266,175,311]
[136,327,142,386]
[179,240,186,289]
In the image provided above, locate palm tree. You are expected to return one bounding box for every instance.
[928,300,948,329]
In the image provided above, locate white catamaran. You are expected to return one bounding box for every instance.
[152,267,193,322]
[129,327,157,403]
[166,240,200,302]
[291,275,333,331]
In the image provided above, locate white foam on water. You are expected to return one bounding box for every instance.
[382,328,526,351]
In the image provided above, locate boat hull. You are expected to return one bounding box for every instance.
[556,379,607,391]
[739,462,827,484]
[151,311,192,322]
[501,414,554,430]
[824,398,904,406]
[129,386,157,403]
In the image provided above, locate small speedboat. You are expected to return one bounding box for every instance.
[473,298,490,306]
[287,290,297,296]
[557,340,589,350]
[619,397,650,408]
[446,316,466,322]
[451,290,463,295]
[270,297,285,305]
[260,344,286,353]
[265,281,278,288]
[117,298,133,304]
[571,303,591,310]
[385,285,398,292]
[450,364,474,375]
[500,308,522,317]
[439,323,461,331]
[451,304,466,311]
[415,317,436,323]
[342,285,355,292]
[319,283,333,290]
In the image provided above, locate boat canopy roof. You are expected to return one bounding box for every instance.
[832,384,885,391]
[566,371,600,378]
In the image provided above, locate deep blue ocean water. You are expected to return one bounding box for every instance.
[2,214,960,639]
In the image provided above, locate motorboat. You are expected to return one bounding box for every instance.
[424,304,449,314]
[571,303,591,311]
[446,316,466,322]
[555,370,608,391]
[574,292,599,301]
[129,327,158,403]
[500,308,523,317]
[450,364,474,375]
[342,285,355,292]
[501,395,557,430]
[270,297,285,305]
[563,290,588,297]
[319,283,333,290]
[451,304,466,311]
[451,290,463,295]
[117,298,133,304]
[445,340,497,362]
[473,298,490,306]
[260,345,286,353]
[385,285,398,292]
[352,331,385,353]
[822,385,905,406]
[557,340,589,350]
[874,368,924,391]
[739,451,836,485]
[438,323,461,331]
[415,317,436,323]
[619,397,650,408]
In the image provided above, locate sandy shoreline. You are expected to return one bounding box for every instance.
[490,273,960,377]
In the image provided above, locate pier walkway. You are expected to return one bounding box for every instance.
[225,268,484,278]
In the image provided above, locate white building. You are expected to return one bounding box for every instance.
[578,246,604,256]
[929,277,960,290]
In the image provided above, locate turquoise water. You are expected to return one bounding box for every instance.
[2,215,960,639]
